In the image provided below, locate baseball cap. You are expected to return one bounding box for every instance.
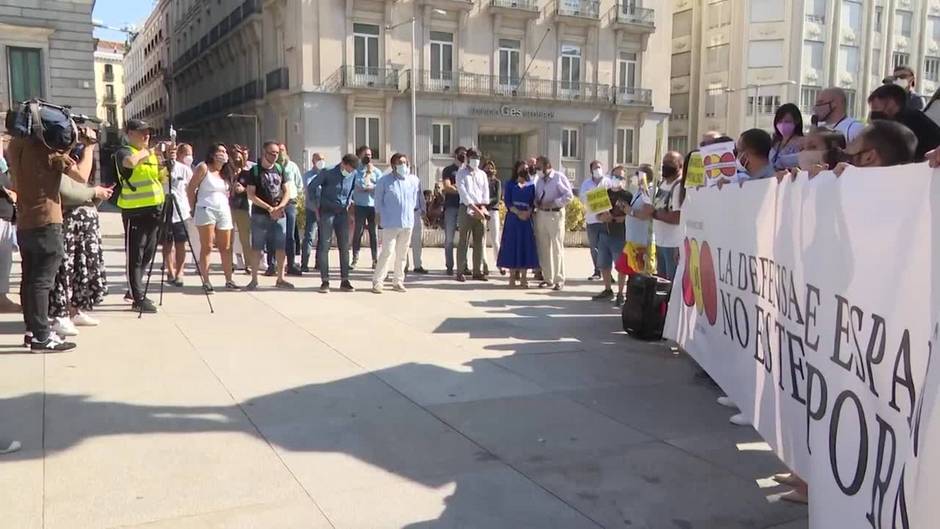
[125,119,151,132]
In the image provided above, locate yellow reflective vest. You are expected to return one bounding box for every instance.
[115,145,165,210]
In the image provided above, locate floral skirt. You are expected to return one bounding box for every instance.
[49,207,107,317]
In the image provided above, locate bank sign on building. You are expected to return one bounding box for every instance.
[170,0,671,188]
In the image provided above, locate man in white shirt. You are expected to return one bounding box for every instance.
[652,151,684,281]
[812,87,864,143]
[163,143,194,286]
[455,148,490,282]
[580,160,609,281]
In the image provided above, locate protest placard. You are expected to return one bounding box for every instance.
[700,141,738,182]
[665,164,939,528]
[585,186,612,214]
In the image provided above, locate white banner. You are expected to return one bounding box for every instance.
[664,163,940,528]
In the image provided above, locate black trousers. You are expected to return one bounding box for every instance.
[18,224,64,341]
[122,208,162,303]
[353,205,377,261]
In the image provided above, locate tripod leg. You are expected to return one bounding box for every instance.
[139,205,170,319]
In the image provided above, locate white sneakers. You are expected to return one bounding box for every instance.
[52,317,79,337]
[716,396,738,408]
[729,413,752,426]
[71,312,100,327]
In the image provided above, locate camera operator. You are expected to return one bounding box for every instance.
[114,119,168,314]
[6,121,97,352]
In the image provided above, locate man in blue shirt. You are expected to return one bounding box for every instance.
[301,152,326,273]
[352,145,382,270]
[309,153,359,292]
[372,153,420,293]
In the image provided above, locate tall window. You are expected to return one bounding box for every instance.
[561,127,579,159]
[431,122,452,156]
[839,46,860,77]
[671,52,691,78]
[106,105,117,125]
[746,95,781,116]
[673,10,693,37]
[105,84,114,98]
[8,47,43,104]
[498,39,520,86]
[750,0,784,22]
[804,41,825,71]
[618,51,637,89]
[355,116,380,160]
[430,31,453,81]
[805,0,826,24]
[894,52,911,69]
[801,86,821,114]
[707,1,732,29]
[896,11,913,38]
[926,57,940,82]
[353,23,380,75]
[705,84,727,117]
[748,41,784,68]
[615,128,635,165]
[874,7,883,32]
[670,93,690,120]
[872,49,882,75]
[841,1,862,32]
[560,44,581,92]
[705,44,730,73]
[931,16,940,43]
[667,136,688,157]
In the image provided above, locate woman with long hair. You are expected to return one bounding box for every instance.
[187,143,238,292]
[496,160,539,287]
[48,148,114,337]
[769,103,805,170]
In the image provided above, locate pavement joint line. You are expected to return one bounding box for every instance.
[167,317,339,529]
[250,290,609,529]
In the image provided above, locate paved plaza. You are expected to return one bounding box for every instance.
[0,212,808,529]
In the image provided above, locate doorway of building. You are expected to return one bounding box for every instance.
[478,134,521,182]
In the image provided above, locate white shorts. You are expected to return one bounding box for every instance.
[194,205,233,230]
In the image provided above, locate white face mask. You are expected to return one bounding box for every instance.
[397,164,410,176]
[592,168,603,180]
[468,158,480,169]
[895,77,912,90]
[216,153,229,165]
[610,177,623,190]
[182,155,194,167]
[315,160,326,170]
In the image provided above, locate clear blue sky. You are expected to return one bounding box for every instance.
[92,0,156,42]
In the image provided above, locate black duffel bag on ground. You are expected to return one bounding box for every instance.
[621,273,673,340]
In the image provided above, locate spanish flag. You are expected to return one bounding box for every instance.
[615,241,649,276]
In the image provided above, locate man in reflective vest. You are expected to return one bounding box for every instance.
[115,119,167,313]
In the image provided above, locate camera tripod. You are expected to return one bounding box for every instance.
[139,190,215,317]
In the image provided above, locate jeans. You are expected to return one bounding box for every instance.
[250,213,287,252]
[284,201,298,269]
[587,223,604,275]
[443,206,459,271]
[409,212,423,269]
[122,208,161,303]
[318,208,351,282]
[353,205,377,263]
[372,227,413,289]
[301,207,322,269]
[18,224,64,341]
[0,219,15,294]
[657,246,680,281]
[457,205,486,276]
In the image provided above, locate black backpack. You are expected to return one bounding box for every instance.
[5,99,78,153]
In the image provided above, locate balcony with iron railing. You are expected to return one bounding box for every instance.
[103,71,114,82]
[490,0,540,18]
[172,0,262,77]
[412,70,645,107]
[324,66,405,91]
[609,3,655,31]
[266,67,290,93]
[102,93,116,103]
[419,0,475,12]
[555,0,600,22]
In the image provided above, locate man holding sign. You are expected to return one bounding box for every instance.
[591,166,632,305]
[579,160,609,281]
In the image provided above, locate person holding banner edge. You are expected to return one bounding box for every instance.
[580,160,609,281]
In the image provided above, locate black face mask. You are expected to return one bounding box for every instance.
[361,156,372,165]
[661,165,679,179]
[456,153,467,163]
[869,111,891,121]
[527,166,537,176]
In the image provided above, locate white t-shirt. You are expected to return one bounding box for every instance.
[196,169,230,211]
[831,116,865,144]
[653,179,683,248]
[167,162,193,222]
[580,176,610,224]
[625,191,652,244]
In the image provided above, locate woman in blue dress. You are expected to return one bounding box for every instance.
[497,160,539,287]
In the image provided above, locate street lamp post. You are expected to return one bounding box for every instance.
[226,113,260,158]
